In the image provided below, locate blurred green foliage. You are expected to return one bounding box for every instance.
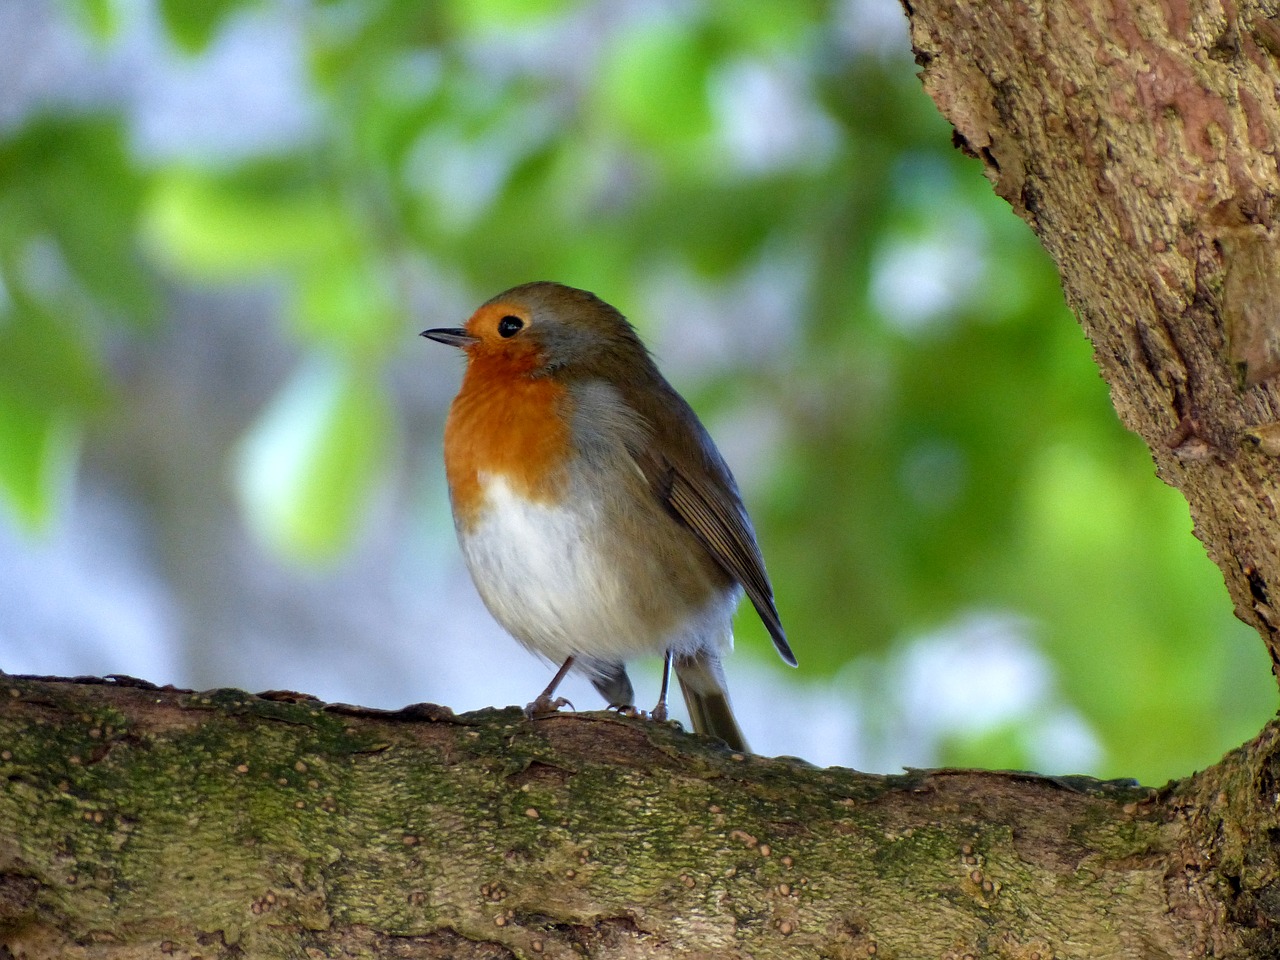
[4,0,1273,781]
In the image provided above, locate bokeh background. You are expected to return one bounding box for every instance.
[1,0,1274,783]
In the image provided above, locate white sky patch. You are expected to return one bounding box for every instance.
[1028,708,1104,774]
[710,56,838,174]
[123,0,320,163]
[642,250,809,381]
[836,0,913,59]
[897,613,1050,732]
[0,485,182,682]
[871,211,989,334]
[885,612,1104,773]
[707,399,787,502]
[403,127,520,232]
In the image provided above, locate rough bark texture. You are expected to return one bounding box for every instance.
[905,0,1280,669]
[0,675,1278,959]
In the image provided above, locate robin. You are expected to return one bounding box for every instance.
[422,281,796,752]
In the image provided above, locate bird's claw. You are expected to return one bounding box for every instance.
[606,703,674,725]
[524,696,573,719]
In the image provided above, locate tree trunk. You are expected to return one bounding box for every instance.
[0,675,1276,959]
[6,1,1280,957]
[904,0,1280,668]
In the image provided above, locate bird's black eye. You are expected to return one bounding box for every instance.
[497,315,524,338]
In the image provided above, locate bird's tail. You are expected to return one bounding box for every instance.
[675,650,748,753]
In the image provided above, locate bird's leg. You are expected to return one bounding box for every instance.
[525,657,576,718]
[650,650,674,723]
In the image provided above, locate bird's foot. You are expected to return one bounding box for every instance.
[607,704,643,718]
[524,695,573,719]
[649,702,670,724]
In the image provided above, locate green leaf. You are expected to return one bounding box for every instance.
[0,230,111,527]
[0,391,79,530]
[291,256,401,356]
[0,116,155,323]
[596,19,716,150]
[145,169,347,277]
[157,0,256,53]
[0,295,107,527]
[236,356,393,560]
[0,298,108,414]
[705,0,821,49]
[65,0,120,39]
[446,0,580,30]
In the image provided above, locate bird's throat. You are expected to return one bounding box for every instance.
[444,361,572,528]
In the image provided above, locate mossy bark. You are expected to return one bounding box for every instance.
[0,675,1278,958]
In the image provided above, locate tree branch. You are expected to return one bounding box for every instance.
[1,675,1277,958]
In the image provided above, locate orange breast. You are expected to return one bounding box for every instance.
[444,357,572,528]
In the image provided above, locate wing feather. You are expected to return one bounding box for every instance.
[664,466,796,666]
[604,353,797,668]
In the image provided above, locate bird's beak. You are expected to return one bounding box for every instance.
[420,327,479,348]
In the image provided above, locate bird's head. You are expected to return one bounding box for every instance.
[422,281,650,380]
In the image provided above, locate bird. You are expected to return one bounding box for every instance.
[422,281,795,752]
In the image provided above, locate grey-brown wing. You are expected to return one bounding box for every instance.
[658,460,797,667]
[612,364,796,667]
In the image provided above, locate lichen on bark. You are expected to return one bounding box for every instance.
[2,676,1276,958]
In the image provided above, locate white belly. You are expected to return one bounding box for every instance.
[456,475,736,666]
